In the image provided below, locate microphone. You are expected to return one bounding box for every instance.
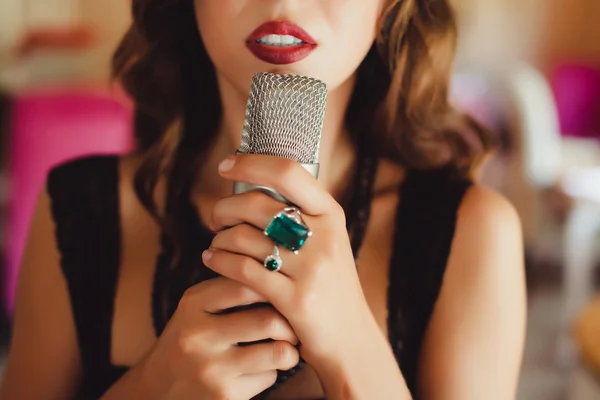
[233,72,328,204]
[228,73,326,381]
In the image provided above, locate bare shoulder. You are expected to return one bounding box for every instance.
[454,185,523,259]
[370,160,522,246]
[416,184,526,398]
[459,185,521,228]
[445,184,525,298]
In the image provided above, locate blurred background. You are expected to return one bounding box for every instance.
[0,1,599,399]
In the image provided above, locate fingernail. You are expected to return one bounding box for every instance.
[218,157,236,173]
[202,249,214,262]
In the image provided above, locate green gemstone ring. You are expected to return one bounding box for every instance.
[264,245,283,272]
[264,207,312,254]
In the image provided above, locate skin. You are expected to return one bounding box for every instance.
[0,1,526,399]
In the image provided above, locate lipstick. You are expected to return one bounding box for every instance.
[246,21,317,65]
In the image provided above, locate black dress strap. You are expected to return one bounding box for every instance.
[47,155,125,398]
[388,167,472,397]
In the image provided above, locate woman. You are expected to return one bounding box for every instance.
[0,0,526,399]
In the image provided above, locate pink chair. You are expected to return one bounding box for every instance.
[3,88,134,313]
[551,63,600,139]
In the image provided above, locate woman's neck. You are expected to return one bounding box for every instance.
[197,73,359,204]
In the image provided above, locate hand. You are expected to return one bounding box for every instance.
[203,154,384,366]
[148,277,300,400]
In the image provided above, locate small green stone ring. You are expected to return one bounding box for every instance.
[264,207,312,254]
[264,245,283,272]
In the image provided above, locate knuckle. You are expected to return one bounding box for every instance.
[265,370,278,385]
[210,203,223,224]
[195,362,220,385]
[331,201,346,222]
[321,236,339,256]
[293,290,319,318]
[178,289,196,311]
[229,228,246,248]
[194,365,209,383]
[233,284,254,303]
[175,330,197,356]
[211,385,233,400]
[259,311,280,333]
[272,341,299,370]
[165,343,183,371]
[309,255,329,273]
[247,190,266,208]
[303,259,328,283]
[263,312,285,337]
[238,257,257,281]
[280,161,297,181]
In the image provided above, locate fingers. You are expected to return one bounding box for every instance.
[202,248,292,300]
[218,154,339,217]
[217,305,299,346]
[210,190,284,232]
[236,371,278,399]
[229,341,300,375]
[195,370,277,400]
[183,277,268,314]
[210,223,273,264]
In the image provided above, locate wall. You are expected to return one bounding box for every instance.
[78,0,130,81]
[539,0,600,68]
[452,0,600,72]
[451,0,547,75]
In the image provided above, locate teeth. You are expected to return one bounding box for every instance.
[257,34,304,46]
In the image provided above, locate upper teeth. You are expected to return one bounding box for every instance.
[257,34,304,46]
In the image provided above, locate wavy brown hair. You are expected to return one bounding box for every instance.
[112,0,492,291]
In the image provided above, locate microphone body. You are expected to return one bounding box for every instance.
[233,72,328,204]
[227,73,327,379]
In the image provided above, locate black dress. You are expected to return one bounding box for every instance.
[47,155,471,399]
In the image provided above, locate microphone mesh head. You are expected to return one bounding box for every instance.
[238,72,327,164]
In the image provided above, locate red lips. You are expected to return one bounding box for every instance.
[246,21,317,65]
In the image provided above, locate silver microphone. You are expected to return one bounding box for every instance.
[233,72,328,204]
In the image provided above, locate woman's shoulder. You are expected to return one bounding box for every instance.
[439,184,523,312]
[455,184,521,249]
[372,158,474,201]
[417,188,525,400]
[372,157,520,243]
